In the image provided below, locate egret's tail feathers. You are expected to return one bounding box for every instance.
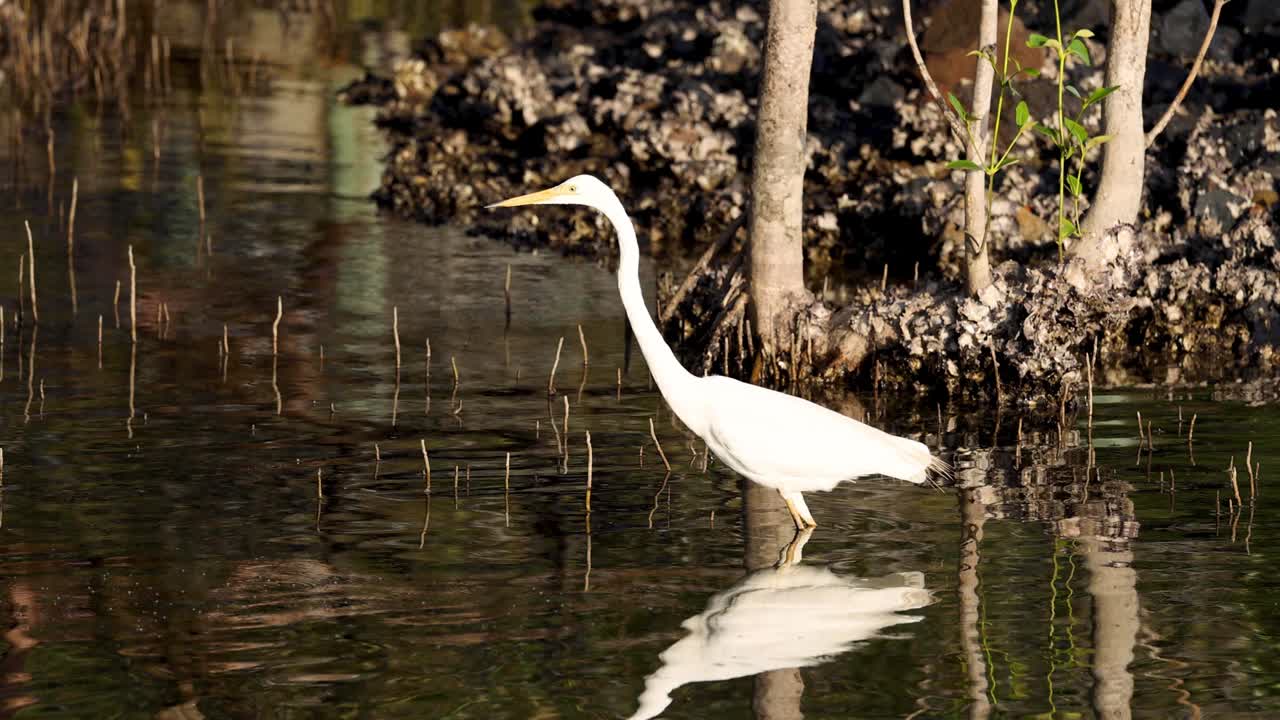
[922,455,953,491]
[890,439,952,488]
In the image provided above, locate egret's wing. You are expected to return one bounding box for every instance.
[701,376,935,485]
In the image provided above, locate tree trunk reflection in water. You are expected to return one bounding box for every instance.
[745,481,805,720]
[958,488,991,720]
[1082,534,1138,720]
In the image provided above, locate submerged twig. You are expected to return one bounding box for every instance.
[649,417,671,472]
[585,431,593,513]
[548,336,564,395]
[272,296,282,356]
[67,177,78,315]
[128,245,137,343]
[989,341,1001,404]
[197,174,206,224]
[1229,457,1242,506]
[1085,356,1094,428]
[393,306,401,371]
[1246,441,1256,504]
[24,221,37,325]
[504,263,512,325]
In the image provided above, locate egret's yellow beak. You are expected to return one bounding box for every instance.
[485,185,571,209]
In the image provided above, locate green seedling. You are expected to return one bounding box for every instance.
[1027,6,1117,261]
[945,0,1039,251]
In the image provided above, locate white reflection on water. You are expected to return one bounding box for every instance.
[628,538,932,720]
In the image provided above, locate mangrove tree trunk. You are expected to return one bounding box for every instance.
[962,0,997,295]
[749,0,817,358]
[1071,0,1151,274]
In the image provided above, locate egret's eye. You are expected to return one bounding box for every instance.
[568,185,578,193]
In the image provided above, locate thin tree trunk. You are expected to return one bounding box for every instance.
[963,0,997,295]
[749,0,817,356]
[1072,0,1151,271]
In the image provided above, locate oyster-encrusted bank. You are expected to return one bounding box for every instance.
[342,0,1280,403]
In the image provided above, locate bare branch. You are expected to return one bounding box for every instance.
[902,0,977,157]
[1146,0,1227,147]
[660,211,746,326]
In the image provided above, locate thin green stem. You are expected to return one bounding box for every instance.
[988,0,1019,171]
[1073,153,1085,227]
[993,124,1029,172]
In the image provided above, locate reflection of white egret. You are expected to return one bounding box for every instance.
[489,176,949,529]
[624,532,931,720]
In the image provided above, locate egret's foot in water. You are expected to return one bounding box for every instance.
[776,526,815,568]
[779,490,818,530]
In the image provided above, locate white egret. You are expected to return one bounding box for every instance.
[488,175,949,528]
[626,531,931,720]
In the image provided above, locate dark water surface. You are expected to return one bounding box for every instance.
[2,7,1280,719]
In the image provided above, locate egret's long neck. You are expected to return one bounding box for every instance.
[600,197,704,434]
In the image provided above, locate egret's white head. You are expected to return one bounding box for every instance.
[486,174,615,210]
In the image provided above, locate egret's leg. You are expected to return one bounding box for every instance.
[778,490,806,530]
[781,490,817,529]
[777,526,815,568]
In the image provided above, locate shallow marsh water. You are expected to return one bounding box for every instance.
[1,7,1280,720]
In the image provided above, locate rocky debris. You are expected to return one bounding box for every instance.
[1153,0,1213,60]
[1246,0,1280,29]
[343,0,1280,401]
[1175,109,1279,241]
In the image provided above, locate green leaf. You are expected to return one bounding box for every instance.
[1066,175,1082,197]
[1059,217,1078,239]
[1015,100,1030,127]
[947,159,984,172]
[1063,117,1088,145]
[1073,28,1096,39]
[1021,67,1042,79]
[1066,84,1082,100]
[967,49,997,70]
[1086,134,1113,151]
[947,92,970,122]
[1034,123,1060,145]
[1027,33,1051,48]
[1084,85,1120,107]
[1067,37,1092,65]
[995,157,1021,172]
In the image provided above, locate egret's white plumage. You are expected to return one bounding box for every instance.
[626,562,931,720]
[488,175,949,527]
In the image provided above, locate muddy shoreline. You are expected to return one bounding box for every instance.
[342,0,1280,403]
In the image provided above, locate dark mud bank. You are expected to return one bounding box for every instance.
[342,0,1280,403]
